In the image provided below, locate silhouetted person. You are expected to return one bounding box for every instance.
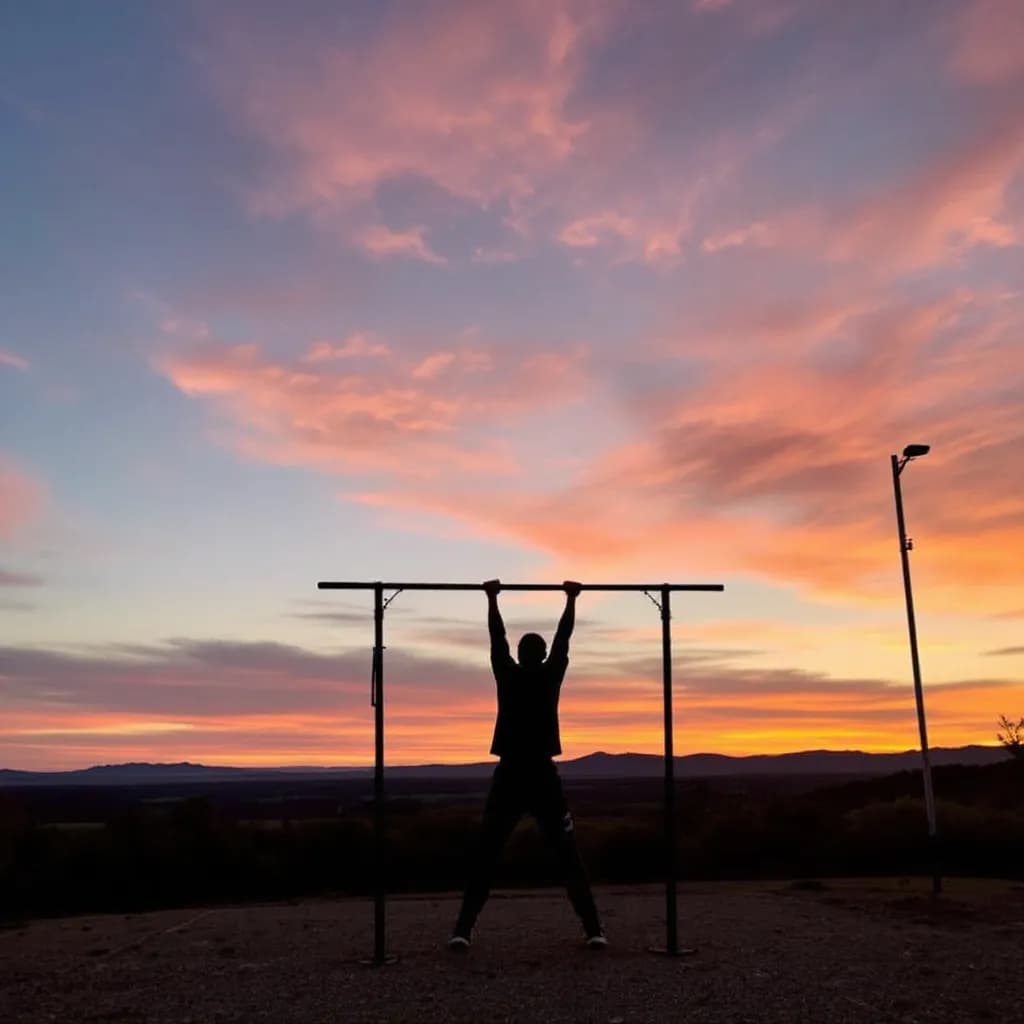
[448,579,605,950]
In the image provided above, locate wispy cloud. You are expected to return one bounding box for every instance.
[204,2,599,218]
[157,331,590,479]
[558,211,687,266]
[353,224,447,265]
[0,568,43,588]
[0,349,28,371]
[302,333,391,363]
[1,637,1019,769]
[702,112,1024,272]
[199,2,809,266]
[471,246,523,264]
[0,459,43,540]
[950,0,1024,85]
[828,112,1024,270]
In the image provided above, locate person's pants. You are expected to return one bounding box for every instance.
[454,758,602,935]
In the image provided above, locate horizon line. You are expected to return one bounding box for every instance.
[0,742,1005,775]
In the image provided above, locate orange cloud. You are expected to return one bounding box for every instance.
[2,638,1019,769]
[158,333,590,479]
[350,287,1024,607]
[158,270,1022,612]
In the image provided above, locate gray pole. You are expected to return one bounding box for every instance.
[661,585,678,953]
[648,585,695,956]
[370,583,392,964]
[891,455,941,895]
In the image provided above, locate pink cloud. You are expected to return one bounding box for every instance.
[559,211,687,266]
[200,2,1022,277]
[0,568,43,588]
[701,221,773,252]
[559,212,636,248]
[471,246,524,264]
[951,0,1024,84]
[704,112,1024,272]
[303,333,391,362]
[411,351,457,380]
[0,458,43,540]
[689,0,798,36]
[206,3,602,218]
[353,224,447,265]
[829,114,1024,269]
[0,349,28,371]
[200,3,793,267]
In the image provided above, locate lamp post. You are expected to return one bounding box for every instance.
[891,444,940,895]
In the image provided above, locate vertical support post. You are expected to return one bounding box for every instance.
[649,585,693,956]
[892,456,941,896]
[370,582,389,963]
[661,585,678,954]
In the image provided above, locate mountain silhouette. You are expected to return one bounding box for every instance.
[0,745,1007,786]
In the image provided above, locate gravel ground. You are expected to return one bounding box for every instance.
[2,880,1022,1023]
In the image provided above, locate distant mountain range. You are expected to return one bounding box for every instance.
[0,746,1009,787]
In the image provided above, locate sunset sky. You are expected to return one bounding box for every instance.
[2,0,1022,771]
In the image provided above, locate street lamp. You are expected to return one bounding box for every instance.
[891,443,940,895]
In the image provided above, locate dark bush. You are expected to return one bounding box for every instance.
[3,761,1022,919]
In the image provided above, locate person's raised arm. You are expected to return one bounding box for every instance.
[484,579,513,673]
[549,580,581,665]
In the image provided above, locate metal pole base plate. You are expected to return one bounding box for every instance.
[359,954,400,967]
[647,946,697,957]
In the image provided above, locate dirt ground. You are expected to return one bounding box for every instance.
[2,880,1022,1023]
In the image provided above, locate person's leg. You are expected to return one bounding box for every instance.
[453,763,521,937]
[531,761,602,937]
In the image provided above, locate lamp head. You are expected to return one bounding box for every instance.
[902,444,930,459]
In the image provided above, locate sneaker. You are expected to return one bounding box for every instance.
[585,931,608,949]
[447,931,472,952]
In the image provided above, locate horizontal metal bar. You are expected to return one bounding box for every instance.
[318,581,724,592]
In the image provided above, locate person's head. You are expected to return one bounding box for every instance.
[517,632,547,666]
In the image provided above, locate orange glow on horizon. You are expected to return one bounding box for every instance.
[3,676,1019,771]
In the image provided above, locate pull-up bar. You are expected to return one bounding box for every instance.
[317,579,725,964]
[320,582,725,592]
